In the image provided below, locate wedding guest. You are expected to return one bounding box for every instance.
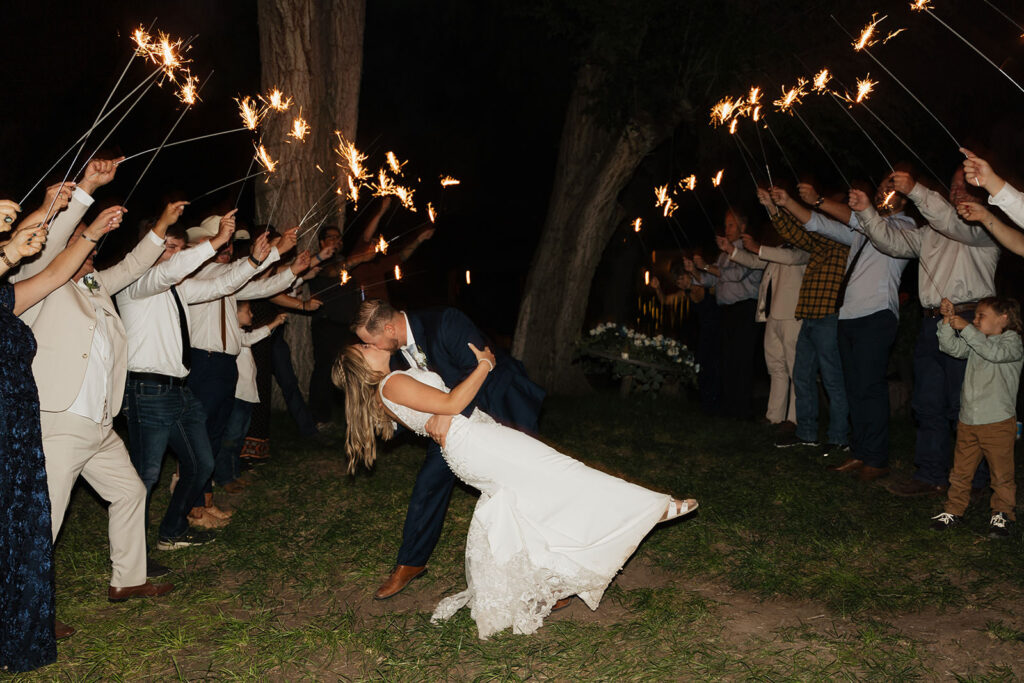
[857,169,1000,498]
[722,222,808,429]
[929,297,1022,538]
[962,147,1024,254]
[763,186,850,454]
[186,221,304,517]
[117,213,275,547]
[688,208,762,419]
[217,302,289,492]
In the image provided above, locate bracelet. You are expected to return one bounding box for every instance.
[82,233,99,243]
[248,255,264,267]
[0,246,17,268]
[813,196,825,208]
[478,358,494,372]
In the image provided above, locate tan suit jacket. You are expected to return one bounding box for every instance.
[730,245,809,323]
[14,193,164,413]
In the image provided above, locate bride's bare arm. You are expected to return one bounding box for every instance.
[382,343,495,416]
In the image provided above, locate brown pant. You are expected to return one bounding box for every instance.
[945,417,1017,520]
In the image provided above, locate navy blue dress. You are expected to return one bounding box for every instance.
[0,283,56,671]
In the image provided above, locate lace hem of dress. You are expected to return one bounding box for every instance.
[430,501,614,640]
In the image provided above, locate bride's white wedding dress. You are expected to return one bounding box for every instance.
[379,368,671,639]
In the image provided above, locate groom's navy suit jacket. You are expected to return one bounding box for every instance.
[389,306,545,567]
[389,307,544,432]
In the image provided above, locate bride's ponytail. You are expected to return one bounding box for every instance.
[333,345,395,474]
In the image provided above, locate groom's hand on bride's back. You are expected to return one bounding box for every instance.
[425,414,453,448]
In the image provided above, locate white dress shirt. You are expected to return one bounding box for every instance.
[400,312,428,369]
[188,249,293,356]
[988,181,1024,228]
[116,243,274,377]
[66,279,115,425]
[235,326,272,402]
[856,185,999,308]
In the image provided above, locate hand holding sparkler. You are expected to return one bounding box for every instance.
[741,233,761,254]
[78,157,122,195]
[5,222,48,259]
[769,186,793,208]
[889,171,915,196]
[290,250,312,275]
[796,183,820,207]
[755,188,779,215]
[715,235,733,254]
[0,200,21,227]
[957,201,1024,255]
[157,200,189,228]
[956,201,993,224]
[848,189,872,213]
[275,226,299,256]
[209,209,237,251]
[939,297,955,319]
[961,148,1004,195]
[84,205,127,241]
[249,231,272,264]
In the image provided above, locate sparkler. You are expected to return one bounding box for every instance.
[978,0,1024,36]
[711,170,724,187]
[774,78,852,187]
[678,175,697,192]
[260,88,293,113]
[910,0,1024,97]
[118,126,250,164]
[427,202,437,223]
[237,96,263,131]
[633,218,642,233]
[654,185,678,217]
[465,270,471,285]
[394,265,403,281]
[850,13,906,50]
[254,144,278,174]
[440,175,461,187]
[288,115,311,141]
[747,86,774,187]
[386,151,407,175]
[823,74,894,172]
[834,14,961,149]
[375,234,389,255]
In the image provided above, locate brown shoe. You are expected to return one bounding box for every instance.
[827,458,864,473]
[858,465,891,482]
[374,565,427,600]
[108,580,175,602]
[552,596,574,612]
[55,619,75,640]
[886,478,948,497]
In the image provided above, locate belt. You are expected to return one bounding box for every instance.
[922,301,977,318]
[128,371,188,387]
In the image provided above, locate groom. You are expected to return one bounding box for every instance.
[352,298,545,599]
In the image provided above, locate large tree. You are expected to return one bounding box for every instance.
[256,0,365,401]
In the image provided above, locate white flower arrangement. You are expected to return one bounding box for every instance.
[577,323,698,393]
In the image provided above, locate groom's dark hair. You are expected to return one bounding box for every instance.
[351,298,397,334]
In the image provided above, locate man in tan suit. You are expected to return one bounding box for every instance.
[12,159,175,624]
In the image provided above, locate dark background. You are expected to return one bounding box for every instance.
[4,0,1024,339]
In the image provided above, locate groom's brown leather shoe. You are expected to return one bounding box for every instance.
[108,580,175,602]
[374,565,427,600]
[55,619,75,640]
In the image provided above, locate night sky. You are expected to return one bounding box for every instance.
[5,0,1024,338]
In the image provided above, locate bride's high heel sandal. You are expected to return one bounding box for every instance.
[660,498,698,522]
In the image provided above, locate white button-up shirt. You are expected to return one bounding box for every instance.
[67,279,115,425]
[400,312,428,369]
[235,326,273,402]
[187,249,295,356]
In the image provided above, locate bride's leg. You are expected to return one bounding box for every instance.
[659,498,698,522]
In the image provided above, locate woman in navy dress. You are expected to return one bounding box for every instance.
[0,189,122,671]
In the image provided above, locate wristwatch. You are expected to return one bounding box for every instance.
[813,196,825,208]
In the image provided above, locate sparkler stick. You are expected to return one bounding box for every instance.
[310,269,425,302]
[119,127,249,163]
[826,88,894,172]
[791,108,852,188]
[911,0,1024,97]
[122,71,213,207]
[234,156,257,209]
[833,14,961,149]
[762,121,801,185]
[190,170,271,203]
[978,0,1024,35]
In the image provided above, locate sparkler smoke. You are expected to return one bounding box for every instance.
[911,0,1024,97]
[833,14,961,149]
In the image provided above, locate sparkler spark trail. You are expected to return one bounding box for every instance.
[375,234,389,255]
[386,151,406,175]
[711,170,724,187]
[340,270,350,285]
[812,68,833,93]
[288,115,311,141]
[773,78,808,114]
[427,202,437,223]
[880,189,897,210]
[833,14,961,148]
[176,71,200,104]
[654,185,678,217]
[260,88,293,112]
[633,218,642,233]
[728,119,739,135]
[465,270,471,285]
[254,144,278,174]
[237,96,262,130]
[440,175,461,187]
[678,175,697,192]
[851,13,906,51]
[394,265,403,281]
[911,0,1024,97]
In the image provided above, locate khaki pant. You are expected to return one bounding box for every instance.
[40,410,148,587]
[764,318,802,424]
[945,418,1017,520]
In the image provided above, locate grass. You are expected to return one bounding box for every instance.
[13,391,1024,680]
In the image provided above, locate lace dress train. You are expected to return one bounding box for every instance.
[380,369,670,639]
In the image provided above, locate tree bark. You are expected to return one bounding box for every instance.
[256,0,364,407]
[512,63,669,393]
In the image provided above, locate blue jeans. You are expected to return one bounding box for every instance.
[188,350,239,507]
[793,314,849,445]
[838,310,898,468]
[271,330,318,437]
[216,399,254,485]
[912,314,989,488]
[123,379,215,540]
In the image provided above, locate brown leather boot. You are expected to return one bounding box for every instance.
[374,565,427,600]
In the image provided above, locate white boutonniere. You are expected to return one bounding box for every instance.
[412,345,429,370]
[82,273,100,293]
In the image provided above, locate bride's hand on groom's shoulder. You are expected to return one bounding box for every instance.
[468,342,495,370]
[425,414,453,447]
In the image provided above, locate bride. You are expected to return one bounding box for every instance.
[334,341,697,639]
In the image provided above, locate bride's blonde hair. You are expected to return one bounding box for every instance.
[332,345,395,474]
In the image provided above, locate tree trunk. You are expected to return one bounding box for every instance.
[512,63,665,393]
[256,0,364,407]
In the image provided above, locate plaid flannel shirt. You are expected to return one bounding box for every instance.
[770,209,850,320]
